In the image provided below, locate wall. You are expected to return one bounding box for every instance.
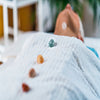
[39,0,56,32]
[82,3,100,37]
[40,0,53,32]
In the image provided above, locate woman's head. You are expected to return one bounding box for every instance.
[54,4,84,42]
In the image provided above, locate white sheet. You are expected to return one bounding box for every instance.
[0,33,100,100]
[2,32,100,58]
[1,32,100,66]
[85,37,100,56]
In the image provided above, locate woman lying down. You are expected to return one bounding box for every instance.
[0,4,100,100]
[54,4,99,58]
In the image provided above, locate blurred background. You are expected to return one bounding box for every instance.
[0,0,100,40]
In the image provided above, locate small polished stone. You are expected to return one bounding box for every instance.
[29,68,36,78]
[49,39,55,47]
[37,55,44,64]
[49,39,54,44]
[22,83,30,92]
[0,61,3,65]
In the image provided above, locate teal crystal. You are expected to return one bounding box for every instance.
[49,39,55,47]
[49,39,54,44]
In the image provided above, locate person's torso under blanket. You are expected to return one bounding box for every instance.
[0,33,100,100]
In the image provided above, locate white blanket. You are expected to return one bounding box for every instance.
[0,33,100,100]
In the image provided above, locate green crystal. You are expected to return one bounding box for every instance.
[49,39,55,47]
[49,39,54,44]
[49,43,54,47]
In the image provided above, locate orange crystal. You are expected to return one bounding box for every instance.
[37,55,44,64]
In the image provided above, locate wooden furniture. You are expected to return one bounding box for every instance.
[0,0,41,45]
[0,6,3,37]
